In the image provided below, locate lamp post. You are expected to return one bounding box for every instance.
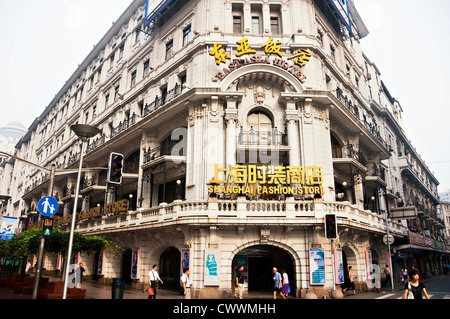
[62,124,101,299]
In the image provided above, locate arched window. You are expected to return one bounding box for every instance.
[246,111,273,145]
[247,111,272,131]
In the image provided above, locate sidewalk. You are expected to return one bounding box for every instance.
[1,275,447,300]
[343,275,449,299]
[0,275,184,300]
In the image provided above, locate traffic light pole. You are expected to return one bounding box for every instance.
[32,164,56,299]
[331,239,336,292]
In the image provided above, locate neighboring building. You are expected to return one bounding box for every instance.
[1,0,448,298]
[0,122,26,215]
[440,190,450,202]
[439,201,450,240]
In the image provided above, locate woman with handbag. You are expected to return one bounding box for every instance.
[403,269,430,299]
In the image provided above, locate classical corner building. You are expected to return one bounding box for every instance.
[1,0,448,298]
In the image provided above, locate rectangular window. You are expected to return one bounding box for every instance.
[183,25,191,46]
[119,44,124,59]
[131,70,137,87]
[161,87,168,104]
[110,54,115,69]
[85,111,89,124]
[165,40,173,60]
[78,86,84,102]
[317,29,323,44]
[252,16,260,34]
[114,85,120,100]
[270,17,279,35]
[135,28,141,43]
[180,74,187,87]
[97,66,102,83]
[144,60,150,76]
[105,93,110,105]
[89,75,94,89]
[233,16,242,34]
[138,100,144,116]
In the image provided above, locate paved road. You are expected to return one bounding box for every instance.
[344,276,450,299]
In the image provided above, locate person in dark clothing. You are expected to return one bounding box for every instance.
[234,265,245,299]
[403,268,430,299]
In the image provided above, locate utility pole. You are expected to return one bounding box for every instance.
[31,164,56,299]
[384,192,395,291]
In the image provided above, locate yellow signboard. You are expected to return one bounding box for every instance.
[208,164,325,195]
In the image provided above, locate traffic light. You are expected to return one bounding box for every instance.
[325,214,337,239]
[42,217,53,237]
[108,152,124,184]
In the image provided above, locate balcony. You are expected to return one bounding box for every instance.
[398,156,439,203]
[110,113,138,138]
[60,199,406,237]
[143,84,182,117]
[80,174,106,194]
[333,88,390,157]
[237,127,290,157]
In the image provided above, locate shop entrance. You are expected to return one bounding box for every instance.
[232,245,295,292]
[159,247,181,289]
[121,249,132,284]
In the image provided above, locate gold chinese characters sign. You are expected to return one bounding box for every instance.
[53,199,129,226]
[208,164,325,196]
[210,37,312,84]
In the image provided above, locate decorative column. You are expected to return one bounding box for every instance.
[282,96,301,167]
[225,98,239,168]
[286,116,301,167]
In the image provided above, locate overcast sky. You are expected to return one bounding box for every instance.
[0,0,449,191]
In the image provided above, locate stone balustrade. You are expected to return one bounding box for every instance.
[67,198,406,236]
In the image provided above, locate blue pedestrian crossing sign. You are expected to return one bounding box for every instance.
[38,196,59,217]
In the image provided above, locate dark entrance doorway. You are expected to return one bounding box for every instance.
[121,249,132,284]
[232,245,295,292]
[159,247,181,289]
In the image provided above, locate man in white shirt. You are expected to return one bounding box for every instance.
[181,268,191,299]
[148,264,164,299]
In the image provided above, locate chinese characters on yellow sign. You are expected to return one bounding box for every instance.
[208,164,325,195]
[210,37,311,83]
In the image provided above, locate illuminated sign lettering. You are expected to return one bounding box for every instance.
[210,38,312,83]
[208,164,325,196]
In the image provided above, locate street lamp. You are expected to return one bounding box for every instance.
[62,124,101,299]
[175,179,182,201]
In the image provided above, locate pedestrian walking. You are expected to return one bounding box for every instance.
[148,264,164,299]
[180,268,191,299]
[272,267,285,299]
[384,265,392,287]
[281,269,290,298]
[403,268,430,300]
[342,266,356,295]
[402,269,408,284]
[234,265,245,299]
[75,263,85,289]
[25,260,31,273]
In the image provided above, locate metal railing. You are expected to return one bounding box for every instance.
[238,126,287,146]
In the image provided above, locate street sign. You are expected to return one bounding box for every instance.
[38,196,59,217]
[383,235,394,245]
